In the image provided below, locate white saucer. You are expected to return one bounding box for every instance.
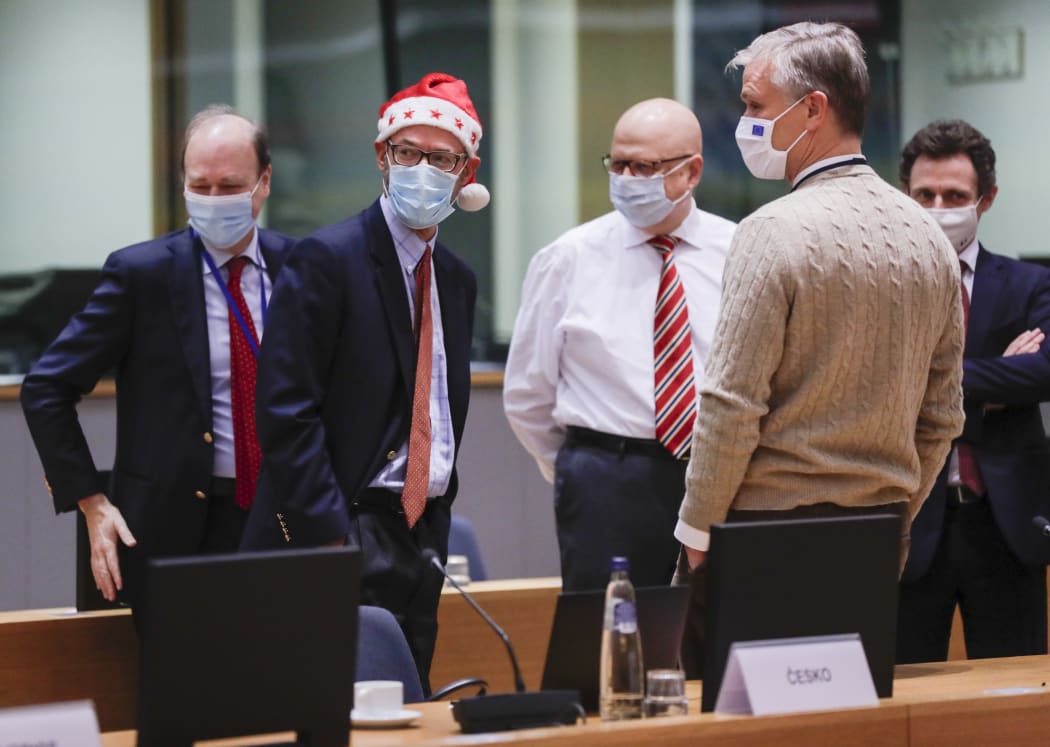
[350,708,422,728]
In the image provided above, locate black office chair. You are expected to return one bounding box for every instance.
[355,605,486,702]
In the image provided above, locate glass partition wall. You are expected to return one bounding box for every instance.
[11,0,1044,375]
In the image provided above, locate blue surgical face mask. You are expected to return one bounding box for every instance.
[184,179,261,250]
[385,161,459,230]
[608,158,692,228]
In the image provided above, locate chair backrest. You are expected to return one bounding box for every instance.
[448,514,488,581]
[355,605,425,704]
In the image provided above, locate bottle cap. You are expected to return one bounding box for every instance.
[609,556,629,572]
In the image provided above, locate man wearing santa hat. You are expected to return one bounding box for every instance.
[242,72,487,690]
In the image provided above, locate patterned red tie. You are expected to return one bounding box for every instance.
[402,245,433,528]
[957,260,985,495]
[650,235,696,459]
[226,256,262,509]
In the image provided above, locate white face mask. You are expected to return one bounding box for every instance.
[608,158,692,228]
[184,179,261,250]
[927,202,980,253]
[734,95,809,180]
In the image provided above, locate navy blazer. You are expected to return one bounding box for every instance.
[904,245,1050,580]
[21,227,294,558]
[241,199,477,548]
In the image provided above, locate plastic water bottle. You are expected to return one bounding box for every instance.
[599,556,644,720]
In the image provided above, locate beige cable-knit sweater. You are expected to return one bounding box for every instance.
[680,164,965,535]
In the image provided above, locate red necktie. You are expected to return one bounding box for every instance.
[650,235,696,459]
[402,245,433,528]
[226,256,262,509]
[957,261,985,495]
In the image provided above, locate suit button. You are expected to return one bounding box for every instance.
[386,450,397,461]
[203,432,214,444]
[195,490,207,500]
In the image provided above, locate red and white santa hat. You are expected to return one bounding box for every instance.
[376,72,490,211]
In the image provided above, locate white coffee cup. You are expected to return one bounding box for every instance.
[445,554,471,586]
[354,680,404,717]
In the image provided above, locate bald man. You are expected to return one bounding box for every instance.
[504,98,736,590]
[21,105,295,612]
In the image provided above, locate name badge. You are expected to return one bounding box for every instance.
[0,700,101,746]
[715,633,878,715]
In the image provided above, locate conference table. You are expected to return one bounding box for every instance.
[4,578,1050,745]
[95,656,1050,746]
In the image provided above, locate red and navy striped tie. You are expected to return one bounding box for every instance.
[651,235,696,459]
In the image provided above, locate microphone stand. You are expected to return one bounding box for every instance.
[440,570,527,693]
[423,551,583,733]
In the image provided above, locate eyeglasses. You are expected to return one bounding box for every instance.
[387,141,467,173]
[602,154,694,177]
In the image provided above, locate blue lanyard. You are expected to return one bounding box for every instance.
[200,248,267,357]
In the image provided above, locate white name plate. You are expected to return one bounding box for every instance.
[715,633,878,716]
[0,700,101,747]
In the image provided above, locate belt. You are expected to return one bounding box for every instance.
[352,487,405,514]
[946,484,984,508]
[566,426,684,461]
[209,477,237,498]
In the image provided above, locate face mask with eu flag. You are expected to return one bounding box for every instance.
[734,95,809,180]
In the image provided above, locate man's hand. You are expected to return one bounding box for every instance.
[1002,328,1044,357]
[984,329,1045,412]
[685,545,707,571]
[78,493,137,602]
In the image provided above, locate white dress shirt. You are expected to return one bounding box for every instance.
[368,195,455,498]
[200,228,270,479]
[504,202,736,483]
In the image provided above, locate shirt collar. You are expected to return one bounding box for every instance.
[380,194,433,273]
[199,226,264,275]
[622,200,705,250]
[958,238,980,272]
[791,153,866,188]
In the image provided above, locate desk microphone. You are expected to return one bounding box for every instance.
[423,549,527,693]
[422,549,582,733]
[1032,516,1050,537]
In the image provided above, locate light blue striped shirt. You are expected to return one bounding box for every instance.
[369,196,455,498]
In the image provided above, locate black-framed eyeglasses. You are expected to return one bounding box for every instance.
[602,153,694,178]
[387,141,467,173]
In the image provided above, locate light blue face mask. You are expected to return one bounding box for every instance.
[386,161,459,230]
[608,158,692,228]
[184,179,260,249]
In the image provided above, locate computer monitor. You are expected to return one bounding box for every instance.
[540,584,691,712]
[699,514,900,712]
[137,547,360,747]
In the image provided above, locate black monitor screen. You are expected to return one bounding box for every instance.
[699,514,900,712]
[137,547,360,746]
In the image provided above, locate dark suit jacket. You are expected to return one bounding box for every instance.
[241,199,477,548]
[21,227,293,566]
[904,245,1050,580]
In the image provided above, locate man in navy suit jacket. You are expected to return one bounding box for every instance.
[897,119,1050,662]
[21,107,295,611]
[242,73,487,691]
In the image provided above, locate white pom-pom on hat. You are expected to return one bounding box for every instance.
[456,183,490,212]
